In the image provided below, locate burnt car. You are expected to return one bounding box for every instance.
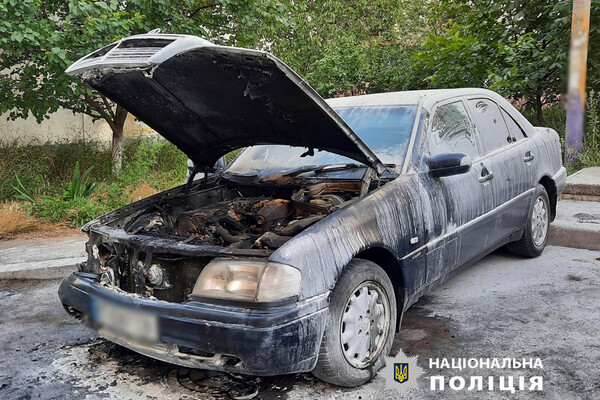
[59,33,566,387]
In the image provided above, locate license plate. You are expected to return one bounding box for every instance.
[90,298,159,343]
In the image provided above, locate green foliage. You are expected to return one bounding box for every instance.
[65,162,97,200]
[225,149,243,164]
[3,138,187,226]
[28,196,106,227]
[0,0,299,173]
[519,90,600,170]
[580,90,600,168]
[520,106,567,137]
[270,0,431,97]
[11,175,35,203]
[413,0,600,124]
[0,0,298,121]
[0,139,112,201]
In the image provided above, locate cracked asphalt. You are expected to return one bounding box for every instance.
[0,245,599,399]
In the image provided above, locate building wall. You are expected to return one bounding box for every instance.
[0,110,156,145]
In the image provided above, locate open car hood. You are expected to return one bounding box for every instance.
[66,34,385,174]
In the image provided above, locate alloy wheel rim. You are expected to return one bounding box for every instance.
[531,196,548,246]
[340,281,390,369]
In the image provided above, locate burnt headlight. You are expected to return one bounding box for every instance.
[191,259,301,302]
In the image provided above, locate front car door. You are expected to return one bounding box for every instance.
[417,98,494,286]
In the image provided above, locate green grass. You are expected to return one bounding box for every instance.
[0,137,188,226]
[0,137,187,201]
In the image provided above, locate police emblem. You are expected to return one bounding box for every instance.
[394,363,409,383]
[382,349,424,396]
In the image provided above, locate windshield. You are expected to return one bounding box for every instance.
[226,105,418,176]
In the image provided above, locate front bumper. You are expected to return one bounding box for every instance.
[58,273,328,375]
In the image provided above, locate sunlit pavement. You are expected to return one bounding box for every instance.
[0,245,598,399]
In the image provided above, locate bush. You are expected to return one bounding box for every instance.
[580,90,600,168]
[520,105,567,138]
[2,137,188,226]
[28,197,106,227]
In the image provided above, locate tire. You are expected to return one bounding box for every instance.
[312,258,397,387]
[507,184,550,257]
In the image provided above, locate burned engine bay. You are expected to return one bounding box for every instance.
[125,181,361,250]
[86,179,369,303]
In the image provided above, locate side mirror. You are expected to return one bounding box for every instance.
[187,156,228,180]
[426,153,472,177]
[213,156,227,173]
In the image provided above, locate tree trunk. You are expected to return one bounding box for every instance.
[534,93,545,126]
[111,106,128,175]
[111,124,124,175]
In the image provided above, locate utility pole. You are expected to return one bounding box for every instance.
[565,0,591,166]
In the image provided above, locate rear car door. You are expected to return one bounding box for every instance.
[500,106,536,196]
[465,97,530,245]
[419,99,493,283]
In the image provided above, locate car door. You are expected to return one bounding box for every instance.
[465,97,530,245]
[500,106,536,197]
[418,99,494,283]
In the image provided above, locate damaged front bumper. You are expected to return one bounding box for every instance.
[58,273,328,375]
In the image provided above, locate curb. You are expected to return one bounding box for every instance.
[548,225,600,252]
[0,257,83,280]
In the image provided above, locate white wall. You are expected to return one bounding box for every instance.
[0,110,156,145]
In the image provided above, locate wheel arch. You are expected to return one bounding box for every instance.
[538,175,557,221]
[355,246,405,331]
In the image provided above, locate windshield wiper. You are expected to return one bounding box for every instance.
[260,163,364,184]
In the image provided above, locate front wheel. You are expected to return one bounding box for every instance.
[312,259,397,387]
[507,184,550,257]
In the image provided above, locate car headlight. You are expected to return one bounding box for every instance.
[191,259,301,302]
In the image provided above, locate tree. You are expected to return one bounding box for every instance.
[413,0,600,125]
[270,0,431,98]
[0,0,296,174]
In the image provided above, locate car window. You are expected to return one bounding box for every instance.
[226,105,418,176]
[501,108,527,141]
[467,99,511,154]
[429,101,479,159]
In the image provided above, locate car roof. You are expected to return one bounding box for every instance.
[325,88,501,108]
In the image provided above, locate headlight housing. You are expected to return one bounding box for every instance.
[191,259,301,302]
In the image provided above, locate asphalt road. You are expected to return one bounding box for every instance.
[0,246,599,400]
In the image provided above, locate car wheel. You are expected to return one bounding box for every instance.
[507,184,550,257]
[312,258,396,387]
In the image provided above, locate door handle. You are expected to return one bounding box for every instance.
[524,151,535,162]
[479,169,494,183]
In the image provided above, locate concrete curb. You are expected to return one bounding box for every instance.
[548,225,600,251]
[563,167,600,201]
[546,200,600,252]
[0,257,84,280]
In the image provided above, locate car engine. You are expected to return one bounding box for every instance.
[123,182,361,250]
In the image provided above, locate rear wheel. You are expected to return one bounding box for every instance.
[507,184,550,257]
[312,259,396,387]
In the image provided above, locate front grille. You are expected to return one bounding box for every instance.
[105,48,164,60]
